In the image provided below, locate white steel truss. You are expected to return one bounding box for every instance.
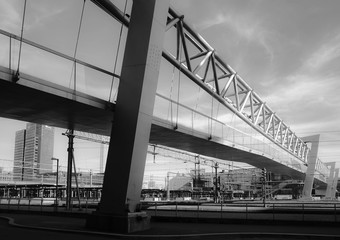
[91,0,310,163]
[163,8,309,163]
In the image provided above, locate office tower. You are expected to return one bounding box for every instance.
[13,123,54,181]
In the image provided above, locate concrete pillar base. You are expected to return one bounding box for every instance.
[86,211,150,233]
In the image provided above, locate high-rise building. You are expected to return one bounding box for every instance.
[13,123,54,181]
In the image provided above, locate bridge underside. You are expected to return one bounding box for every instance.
[149,125,306,180]
[0,69,114,135]
[0,74,315,183]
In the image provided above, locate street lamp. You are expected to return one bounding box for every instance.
[51,157,59,209]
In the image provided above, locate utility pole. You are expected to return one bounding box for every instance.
[214,162,219,203]
[66,129,74,210]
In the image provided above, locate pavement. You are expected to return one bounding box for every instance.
[1,212,340,240]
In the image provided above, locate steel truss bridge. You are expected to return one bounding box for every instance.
[0,0,332,192]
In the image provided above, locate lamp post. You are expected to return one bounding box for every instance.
[51,157,59,209]
[166,172,177,201]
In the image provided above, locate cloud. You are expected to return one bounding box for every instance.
[24,4,65,31]
[265,73,339,114]
[0,1,22,32]
[260,31,340,128]
[0,1,66,36]
[196,12,276,62]
[303,33,340,72]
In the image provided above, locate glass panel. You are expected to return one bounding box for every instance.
[0,0,24,36]
[0,34,9,68]
[76,1,127,72]
[75,63,114,101]
[19,42,73,88]
[23,0,84,57]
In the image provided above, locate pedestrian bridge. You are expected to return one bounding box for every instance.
[0,0,330,190]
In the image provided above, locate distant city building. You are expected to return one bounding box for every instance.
[169,173,192,191]
[0,167,12,182]
[148,180,156,189]
[13,123,54,181]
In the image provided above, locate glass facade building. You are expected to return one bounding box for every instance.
[13,123,54,181]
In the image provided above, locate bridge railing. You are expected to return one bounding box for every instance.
[0,25,121,103]
[153,92,308,174]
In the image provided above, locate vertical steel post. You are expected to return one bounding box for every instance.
[334,203,337,222]
[9,37,11,70]
[167,172,170,201]
[175,201,178,217]
[56,159,58,205]
[214,162,218,203]
[302,203,305,221]
[51,157,59,211]
[220,200,223,219]
[155,201,157,217]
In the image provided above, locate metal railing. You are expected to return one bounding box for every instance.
[0,197,99,214]
[143,201,340,223]
[1,197,339,224]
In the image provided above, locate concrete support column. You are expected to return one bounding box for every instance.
[325,162,335,199]
[331,168,339,199]
[301,135,320,200]
[86,0,169,233]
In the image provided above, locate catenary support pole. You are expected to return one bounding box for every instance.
[66,129,74,210]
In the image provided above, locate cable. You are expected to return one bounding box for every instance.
[168,59,177,126]
[108,0,128,102]
[13,0,27,82]
[175,34,182,130]
[69,0,86,92]
[209,91,214,139]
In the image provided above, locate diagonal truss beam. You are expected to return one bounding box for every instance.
[91,0,310,164]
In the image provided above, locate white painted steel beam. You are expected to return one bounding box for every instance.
[91,0,335,175]
[325,162,335,199]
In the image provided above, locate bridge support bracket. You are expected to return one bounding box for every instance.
[86,212,150,233]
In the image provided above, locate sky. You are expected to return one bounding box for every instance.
[0,0,339,185]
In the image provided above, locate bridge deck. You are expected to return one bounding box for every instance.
[0,67,324,186]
